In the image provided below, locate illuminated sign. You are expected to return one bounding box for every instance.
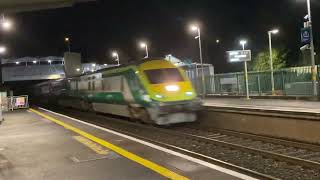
[227,50,251,63]
[301,27,311,44]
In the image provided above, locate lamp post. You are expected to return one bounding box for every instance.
[268,29,279,95]
[112,51,120,66]
[65,37,71,52]
[306,0,317,96]
[0,45,5,123]
[190,24,205,99]
[140,42,149,58]
[240,40,250,100]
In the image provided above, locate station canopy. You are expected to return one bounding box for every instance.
[0,0,95,13]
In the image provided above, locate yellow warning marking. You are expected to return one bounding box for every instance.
[29,108,189,180]
[73,136,109,155]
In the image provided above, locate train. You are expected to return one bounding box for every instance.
[33,58,202,125]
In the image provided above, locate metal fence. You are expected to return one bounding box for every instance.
[189,65,320,97]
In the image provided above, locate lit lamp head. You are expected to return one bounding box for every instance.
[33,60,37,64]
[240,40,247,46]
[76,68,80,72]
[0,46,6,54]
[2,20,12,31]
[190,25,199,32]
[112,51,118,58]
[269,29,279,34]
[140,42,147,48]
[64,37,70,42]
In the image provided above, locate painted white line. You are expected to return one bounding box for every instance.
[38,107,257,180]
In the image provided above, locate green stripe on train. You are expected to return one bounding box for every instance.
[67,66,152,107]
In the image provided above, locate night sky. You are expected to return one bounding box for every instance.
[1,0,320,73]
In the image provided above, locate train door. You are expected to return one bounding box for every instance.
[121,76,134,103]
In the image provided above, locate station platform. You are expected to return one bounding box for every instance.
[204,97,320,114]
[0,108,253,180]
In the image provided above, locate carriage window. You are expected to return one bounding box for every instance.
[102,76,121,91]
[92,81,95,91]
[144,68,184,84]
[88,81,91,90]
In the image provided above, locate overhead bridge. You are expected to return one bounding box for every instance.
[1,56,65,82]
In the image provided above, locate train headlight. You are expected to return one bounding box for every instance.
[142,95,151,102]
[155,94,163,99]
[185,91,193,96]
[165,85,180,92]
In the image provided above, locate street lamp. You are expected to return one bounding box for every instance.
[1,14,12,31]
[239,40,250,100]
[0,44,5,122]
[112,51,120,66]
[0,46,6,54]
[140,42,149,58]
[2,21,12,30]
[268,29,279,95]
[65,37,71,52]
[305,0,317,96]
[190,24,205,99]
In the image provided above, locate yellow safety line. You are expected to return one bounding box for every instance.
[29,108,189,180]
[73,136,109,155]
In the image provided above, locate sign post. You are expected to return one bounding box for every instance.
[227,50,252,99]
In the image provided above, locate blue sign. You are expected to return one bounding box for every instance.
[301,27,311,44]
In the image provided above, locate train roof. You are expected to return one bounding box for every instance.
[70,57,167,78]
[34,57,169,86]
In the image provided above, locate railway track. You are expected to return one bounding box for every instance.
[171,126,320,170]
[42,106,320,180]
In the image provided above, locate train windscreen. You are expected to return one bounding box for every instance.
[144,68,184,84]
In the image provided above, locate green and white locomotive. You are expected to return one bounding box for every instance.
[34,58,202,125]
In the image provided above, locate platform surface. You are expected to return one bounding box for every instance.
[204,98,320,113]
[0,109,252,180]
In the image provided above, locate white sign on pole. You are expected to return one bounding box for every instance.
[227,50,251,63]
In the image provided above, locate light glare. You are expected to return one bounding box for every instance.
[155,94,163,99]
[165,85,180,92]
[270,29,279,34]
[0,46,6,54]
[240,40,247,46]
[190,25,199,32]
[112,52,118,57]
[2,20,12,30]
[140,42,146,48]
